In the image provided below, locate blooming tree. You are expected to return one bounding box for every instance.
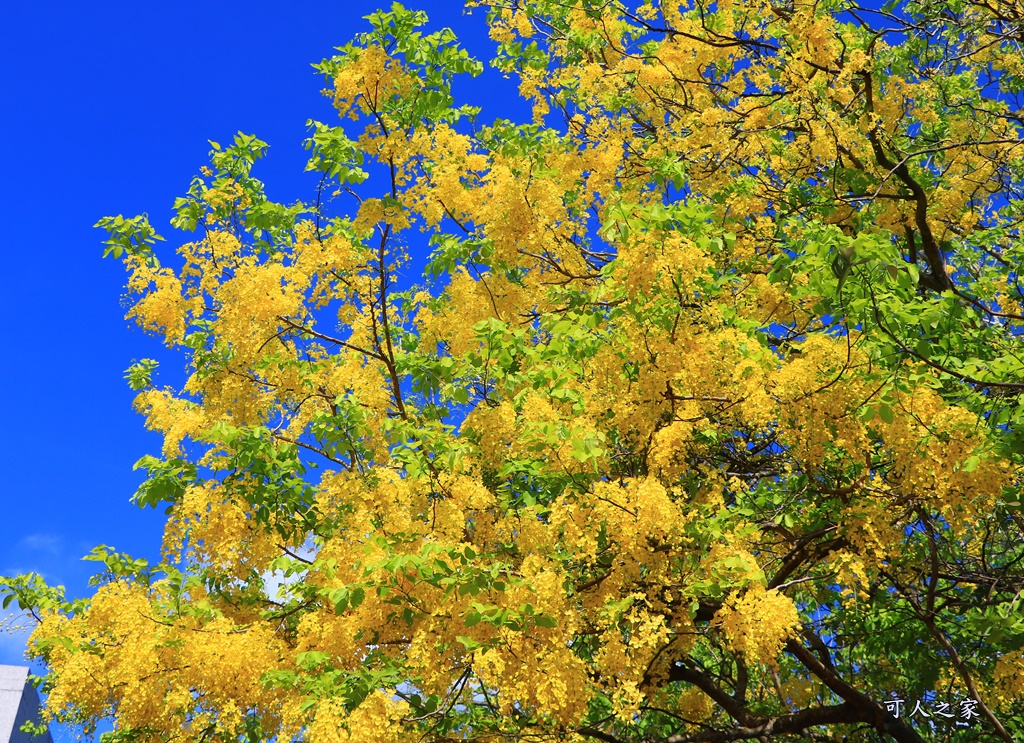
[5,1,1024,742]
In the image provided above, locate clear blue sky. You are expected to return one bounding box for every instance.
[0,0,528,717]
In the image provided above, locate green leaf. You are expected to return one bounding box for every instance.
[95,214,164,265]
[878,404,895,425]
[830,252,851,291]
[124,359,159,391]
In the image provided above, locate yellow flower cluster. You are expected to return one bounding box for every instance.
[309,694,412,743]
[162,482,278,578]
[991,650,1024,710]
[133,389,207,457]
[330,45,418,119]
[125,257,193,344]
[30,581,286,743]
[713,585,802,667]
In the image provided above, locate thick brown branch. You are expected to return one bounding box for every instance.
[785,639,926,743]
[665,703,864,742]
[669,662,759,727]
[577,727,627,743]
[860,70,950,290]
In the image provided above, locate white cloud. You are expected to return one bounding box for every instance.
[262,542,317,602]
[18,535,62,556]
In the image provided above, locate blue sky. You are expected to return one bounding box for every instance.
[0,0,528,719]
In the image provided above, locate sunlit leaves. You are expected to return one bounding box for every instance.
[95,213,164,263]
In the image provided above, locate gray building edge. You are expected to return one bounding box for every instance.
[0,666,52,743]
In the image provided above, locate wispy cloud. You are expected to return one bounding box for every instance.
[18,534,62,556]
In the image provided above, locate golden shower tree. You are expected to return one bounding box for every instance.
[5,1,1024,741]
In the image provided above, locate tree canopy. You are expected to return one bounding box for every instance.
[5,0,1024,741]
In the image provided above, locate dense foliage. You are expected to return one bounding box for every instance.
[5,1,1024,741]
